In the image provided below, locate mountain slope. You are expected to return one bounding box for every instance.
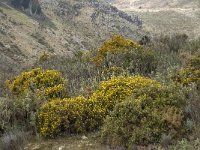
[0,0,142,74]
[109,0,199,10]
[109,0,200,37]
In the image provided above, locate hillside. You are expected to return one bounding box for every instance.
[109,0,200,36]
[0,0,142,74]
[109,0,199,10]
[1,1,200,149]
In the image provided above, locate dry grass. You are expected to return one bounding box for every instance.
[25,133,111,150]
[111,0,200,37]
[130,10,200,37]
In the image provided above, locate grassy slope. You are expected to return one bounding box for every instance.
[0,0,141,61]
[132,10,200,37]
[110,0,200,37]
[0,0,142,78]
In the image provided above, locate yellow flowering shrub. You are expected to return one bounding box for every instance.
[38,76,161,137]
[173,68,200,86]
[93,34,158,75]
[93,34,142,65]
[89,76,161,114]
[188,53,200,69]
[4,68,67,133]
[101,85,187,148]
[38,96,104,137]
[38,76,187,139]
[5,68,66,99]
[172,54,200,88]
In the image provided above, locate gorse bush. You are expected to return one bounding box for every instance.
[93,34,142,65]
[2,68,67,133]
[173,68,200,86]
[38,96,87,137]
[101,84,187,149]
[38,96,103,137]
[93,35,158,75]
[5,68,67,99]
[188,53,200,69]
[172,54,200,88]
[89,76,161,114]
[38,76,161,137]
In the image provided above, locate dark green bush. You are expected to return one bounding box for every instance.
[101,85,187,149]
[0,97,12,134]
[0,92,46,134]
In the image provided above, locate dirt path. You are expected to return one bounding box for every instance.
[25,134,111,150]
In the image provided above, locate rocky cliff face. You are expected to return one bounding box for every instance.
[11,0,42,15]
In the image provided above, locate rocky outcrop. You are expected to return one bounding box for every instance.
[90,1,143,28]
[54,0,142,29]
[11,0,42,15]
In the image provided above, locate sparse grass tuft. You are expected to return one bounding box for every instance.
[0,130,29,150]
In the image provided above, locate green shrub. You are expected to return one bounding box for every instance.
[122,47,158,75]
[34,53,99,97]
[170,138,200,150]
[150,34,188,54]
[0,97,12,134]
[0,92,47,134]
[13,91,46,133]
[0,130,29,150]
[101,85,187,148]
